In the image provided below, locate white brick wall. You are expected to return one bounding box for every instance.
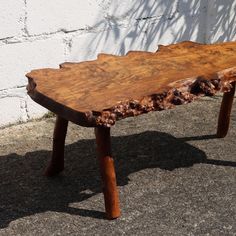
[0,0,235,127]
[27,0,104,35]
[0,38,65,89]
[0,0,24,39]
[206,0,236,43]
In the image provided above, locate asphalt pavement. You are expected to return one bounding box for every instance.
[0,95,235,235]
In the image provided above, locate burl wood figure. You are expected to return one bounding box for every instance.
[26,41,236,219]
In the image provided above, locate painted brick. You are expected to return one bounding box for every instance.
[27,0,104,35]
[26,95,48,119]
[178,0,208,16]
[0,87,48,126]
[206,0,236,43]
[107,0,178,21]
[67,27,147,62]
[0,0,24,39]
[0,97,22,127]
[0,87,25,100]
[67,12,206,62]
[0,37,65,90]
[145,14,206,46]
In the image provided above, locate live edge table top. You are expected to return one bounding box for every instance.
[26,41,236,127]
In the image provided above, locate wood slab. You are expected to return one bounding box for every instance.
[26,41,236,127]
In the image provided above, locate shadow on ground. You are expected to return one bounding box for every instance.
[0,130,235,228]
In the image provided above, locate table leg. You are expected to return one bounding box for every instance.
[44,115,68,176]
[217,81,236,138]
[95,127,121,219]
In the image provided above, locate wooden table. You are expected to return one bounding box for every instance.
[26,41,236,219]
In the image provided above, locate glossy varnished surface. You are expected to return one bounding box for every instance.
[26,41,236,127]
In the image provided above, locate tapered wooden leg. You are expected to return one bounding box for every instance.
[95,127,121,220]
[217,81,236,138]
[44,116,68,176]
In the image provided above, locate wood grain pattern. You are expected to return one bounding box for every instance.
[217,81,236,138]
[44,116,68,177]
[95,127,120,219]
[26,41,236,127]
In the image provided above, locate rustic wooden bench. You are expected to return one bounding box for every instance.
[26,41,236,219]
